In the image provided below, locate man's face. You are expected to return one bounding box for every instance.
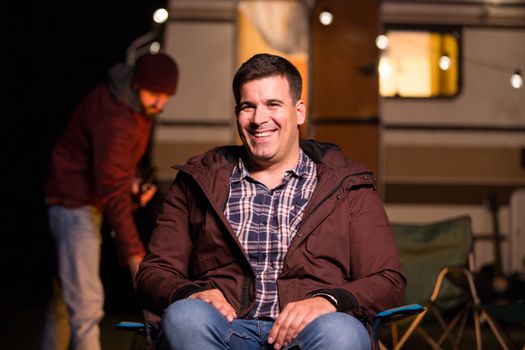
[236,75,305,170]
[138,89,171,118]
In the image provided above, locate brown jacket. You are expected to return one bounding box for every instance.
[136,140,405,338]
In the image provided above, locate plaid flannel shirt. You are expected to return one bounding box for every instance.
[225,150,318,318]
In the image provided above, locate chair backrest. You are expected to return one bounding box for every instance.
[391,215,472,310]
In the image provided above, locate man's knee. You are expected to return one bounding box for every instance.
[162,299,219,331]
[298,312,370,350]
[160,299,230,349]
[163,299,195,327]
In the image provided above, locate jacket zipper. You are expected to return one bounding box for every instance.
[179,167,256,315]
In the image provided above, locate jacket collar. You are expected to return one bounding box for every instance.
[175,140,376,215]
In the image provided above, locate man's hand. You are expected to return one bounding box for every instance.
[131,178,157,207]
[268,297,336,349]
[127,254,143,286]
[189,289,237,322]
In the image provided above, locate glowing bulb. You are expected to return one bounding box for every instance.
[375,34,389,50]
[150,42,161,54]
[153,8,169,24]
[439,54,451,71]
[319,11,333,26]
[510,70,523,89]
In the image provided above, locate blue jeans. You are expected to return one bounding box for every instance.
[159,299,370,350]
[41,205,104,350]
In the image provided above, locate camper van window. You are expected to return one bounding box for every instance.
[378,27,461,98]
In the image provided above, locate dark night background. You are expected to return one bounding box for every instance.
[2,1,167,347]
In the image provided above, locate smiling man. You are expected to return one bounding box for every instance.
[136,53,406,350]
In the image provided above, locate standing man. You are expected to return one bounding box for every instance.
[136,53,405,350]
[42,52,179,350]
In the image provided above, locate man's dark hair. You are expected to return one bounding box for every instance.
[232,53,302,105]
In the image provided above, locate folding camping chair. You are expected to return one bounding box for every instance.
[382,215,512,349]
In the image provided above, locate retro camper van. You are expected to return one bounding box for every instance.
[136,0,525,275]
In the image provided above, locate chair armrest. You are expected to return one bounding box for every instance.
[430,266,482,304]
[373,304,426,325]
[372,303,427,341]
[115,321,146,332]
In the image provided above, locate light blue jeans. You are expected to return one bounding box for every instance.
[41,205,104,350]
[159,299,370,350]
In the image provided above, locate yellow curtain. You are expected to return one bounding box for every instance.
[430,33,458,96]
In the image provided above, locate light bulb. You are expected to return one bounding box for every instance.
[153,8,169,24]
[375,34,389,50]
[150,42,161,54]
[319,11,333,26]
[439,54,451,71]
[510,70,523,89]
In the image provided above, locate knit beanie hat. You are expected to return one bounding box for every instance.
[131,53,179,95]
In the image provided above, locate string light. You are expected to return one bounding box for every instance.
[153,8,169,24]
[510,70,523,89]
[375,34,389,50]
[149,42,161,54]
[439,54,451,71]
[319,10,333,26]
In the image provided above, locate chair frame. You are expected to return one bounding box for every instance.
[380,265,512,350]
[373,304,427,350]
[384,216,515,350]
[425,266,510,350]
